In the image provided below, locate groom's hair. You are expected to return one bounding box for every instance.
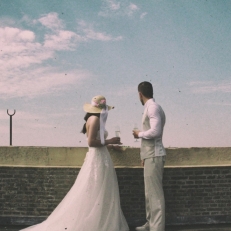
[138,81,153,98]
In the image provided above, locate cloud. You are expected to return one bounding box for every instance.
[44,30,83,50]
[0,24,79,72]
[0,16,16,27]
[0,27,35,42]
[140,12,148,19]
[99,0,140,17]
[0,26,49,71]
[78,20,123,41]
[0,67,92,99]
[189,81,231,93]
[38,12,64,31]
[106,0,121,10]
[0,13,122,99]
[127,3,139,16]
[0,24,90,99]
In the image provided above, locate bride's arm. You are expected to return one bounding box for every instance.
[87,116,121,147]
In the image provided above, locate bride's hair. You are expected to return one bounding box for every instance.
[81,113,100,134]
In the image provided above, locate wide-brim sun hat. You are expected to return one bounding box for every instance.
[83,95,114,113]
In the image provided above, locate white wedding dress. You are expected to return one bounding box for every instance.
[20,131,129,231]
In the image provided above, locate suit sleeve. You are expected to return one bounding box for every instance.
[138,104,162,139]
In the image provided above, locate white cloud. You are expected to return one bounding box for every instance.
[0,13,122,99]
[44,30,83,50]
[84,29,121,41]
[127,3,139,16]
[0,67,92,99]
[140,12,148,19]
[0,27,35,42]
[99,0,140,17]
[189,81,231,93]
[0,29,51,71]
[78,20,123,41]
[107,0,121,10]
[0,25,90,99]
[38,12,64,31]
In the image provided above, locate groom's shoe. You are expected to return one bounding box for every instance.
[135,222,149,231]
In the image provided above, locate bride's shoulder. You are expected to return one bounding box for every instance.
[86,116,100,129]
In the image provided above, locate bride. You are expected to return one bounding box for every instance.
[20,95,129,231]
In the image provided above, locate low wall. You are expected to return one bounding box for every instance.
[0,146,231,227]
[1,146,231,168]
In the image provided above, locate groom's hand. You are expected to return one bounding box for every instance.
[132,130,140,139]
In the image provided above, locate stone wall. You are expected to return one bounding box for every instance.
[0,147,231,226]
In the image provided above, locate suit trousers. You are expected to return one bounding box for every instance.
[144,156,165,231]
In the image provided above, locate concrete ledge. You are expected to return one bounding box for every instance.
[0,146,231,168]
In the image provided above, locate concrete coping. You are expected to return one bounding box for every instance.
[0,146,231,168]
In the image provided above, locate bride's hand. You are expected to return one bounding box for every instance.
[109,137,122,145]
[112,145,124,152]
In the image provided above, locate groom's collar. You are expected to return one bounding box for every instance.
[144,98,155,107]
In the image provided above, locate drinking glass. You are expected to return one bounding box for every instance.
[115,126,121,138]
[133,123,139,142]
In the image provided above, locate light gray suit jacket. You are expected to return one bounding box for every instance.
[139,99,166,160]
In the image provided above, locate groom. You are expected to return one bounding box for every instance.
[133,81,166,231]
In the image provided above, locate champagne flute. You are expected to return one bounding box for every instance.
[115,126,121,138]
[133,123,139,142]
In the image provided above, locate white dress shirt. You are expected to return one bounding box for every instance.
[138,98,165,139]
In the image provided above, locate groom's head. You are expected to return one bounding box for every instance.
[138,81,153,105]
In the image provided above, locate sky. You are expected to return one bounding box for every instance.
[0,0,231,148]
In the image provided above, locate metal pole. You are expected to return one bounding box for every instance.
[7,109,16,146]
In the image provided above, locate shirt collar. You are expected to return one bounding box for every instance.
[144,98,155,107]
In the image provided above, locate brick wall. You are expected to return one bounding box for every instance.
[164,167,231,225]
[0,166,231,226]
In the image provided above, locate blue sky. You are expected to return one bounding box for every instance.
[0,0,231,148]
